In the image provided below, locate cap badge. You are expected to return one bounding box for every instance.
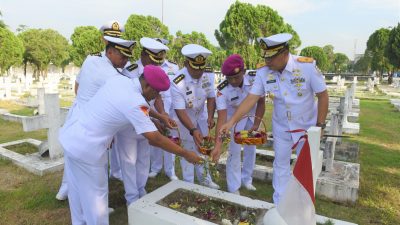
[112,22,120,31]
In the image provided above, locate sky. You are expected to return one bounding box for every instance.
[1,0,399,60]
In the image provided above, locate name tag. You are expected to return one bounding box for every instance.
[267,80,276,84]
[231,96,239,101]
[186,91,192,95]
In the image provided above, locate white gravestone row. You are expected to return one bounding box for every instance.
[392,78,400,88]
[366,78,375,92]
[0,76,12,100]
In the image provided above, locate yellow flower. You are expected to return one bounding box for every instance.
[169,202,181,209]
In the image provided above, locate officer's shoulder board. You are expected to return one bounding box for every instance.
[247,70,256,76]
[173,74,185,84]
[90,52,102,57]
[127,63,138,72]
[217,80,228,91]
[256,62,266,69]
[297,57,314,63]
[204,67,213,73]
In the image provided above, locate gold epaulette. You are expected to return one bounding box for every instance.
[217,80,228,91]
[90,52,102,57]
[204,67,213,73]
[127,64,138,71]
[173,74,185,84]
[256,62,266,69]
[297,57,314,63]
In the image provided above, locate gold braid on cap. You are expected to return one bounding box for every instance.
[260,40,288,58]
[145,49,166,65]
[103,22,122,37]
[110,42,136,57]
[188,55,206,70]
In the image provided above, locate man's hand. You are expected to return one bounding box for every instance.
[182,150,203,164]
[207,117,215,130]
[218,121,234,137]
[160,113,177,129]
[210,147,221,163]
[192,129,203,148]
[151,119,165,133]
[248,123,260,133]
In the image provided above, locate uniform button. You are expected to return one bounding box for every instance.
[280,77,285,81]
[283,91,287,96]
[286,105,290,109]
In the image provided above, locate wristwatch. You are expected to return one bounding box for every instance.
[189,127,198,136]
[316,122,326,129]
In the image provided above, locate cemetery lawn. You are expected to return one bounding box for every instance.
[0,99,399,224]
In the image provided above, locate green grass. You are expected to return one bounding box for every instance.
[10,108,35,116]
[5,142,39,155]
[0,99,399,224]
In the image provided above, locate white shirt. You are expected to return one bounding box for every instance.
[250,54,326,141]
[75,52,120,105]
[171,67,216,139]
[216,74,257,131]
[59,76,157,165]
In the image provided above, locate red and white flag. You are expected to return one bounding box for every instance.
[277,130,316,225]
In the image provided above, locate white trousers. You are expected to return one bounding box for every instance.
[150,146,176,177]
[226,141,256,193]
[114,127,139,205]
[109,143,121,179]
[180,140,213,184]
[65,154,109,225]
[272,135,294,204]
[136,139,151,198]
[115,126,150,205]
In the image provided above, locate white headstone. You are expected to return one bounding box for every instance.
[22,93,63,159]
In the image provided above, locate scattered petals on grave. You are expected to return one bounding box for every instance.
[158,189,266,225]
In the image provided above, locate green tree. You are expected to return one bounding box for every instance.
[215,1,300,68]
[168,31,226,69]
[385,23,400,69]
[385,24,400,84]
[70,26,104,67]
[353,54,372,74]
[366,28,390,77]
[0,10,6,29]
[333,53,349,73]
[323,45,335,72]
[0,27,24,75]
[18,29,70,78]
[124,14,171,60]
[300,46,329,72]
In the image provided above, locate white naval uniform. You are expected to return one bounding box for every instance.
[58,51,121,197]
[111,59,151,205]
[149,60,180,177]
[59,76,157,225]
[216,74,258,193]
[250,54,327,204]
[171,67,216,184]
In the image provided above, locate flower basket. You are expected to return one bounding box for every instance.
[233,115,267,145]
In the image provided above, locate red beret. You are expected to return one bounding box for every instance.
[143,65,170,91]
[221,54,244,76]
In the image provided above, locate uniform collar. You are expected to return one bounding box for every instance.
[184,67,200,83]
[282,53,295,74]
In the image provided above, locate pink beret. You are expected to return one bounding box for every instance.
[221,54,244,76]
[143,65,170,91]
